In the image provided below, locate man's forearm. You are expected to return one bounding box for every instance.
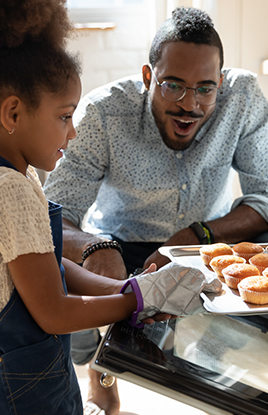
[206,204,268,243]
[62,217,109,263]
[143,204,268,270]
[166,204,268,247]
[62,218,128,279]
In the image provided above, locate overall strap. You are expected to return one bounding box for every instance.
[0,156,18,170]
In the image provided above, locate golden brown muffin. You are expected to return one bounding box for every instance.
[232,242,264,263]
[222,263,260,289]
[263,267,268,277]
[249,253,268,274]
[238,276,268,305]
[210,255,246,278]
[199,243,233,266]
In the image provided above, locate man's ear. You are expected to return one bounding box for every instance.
[219,72,224,88]
[0,95,20,134]
[142,65,152,90]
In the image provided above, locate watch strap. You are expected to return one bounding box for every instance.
[189,222,209,244]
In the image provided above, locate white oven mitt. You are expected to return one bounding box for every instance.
[121,262,222,328]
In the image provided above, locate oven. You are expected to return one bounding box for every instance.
[92,245,268,415]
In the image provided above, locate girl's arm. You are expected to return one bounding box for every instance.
[8,252,137,334]
[62,257,125,296]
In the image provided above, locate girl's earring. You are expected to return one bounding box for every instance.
[8,127,15,135]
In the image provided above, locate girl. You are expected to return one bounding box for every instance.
[0,1,184,414]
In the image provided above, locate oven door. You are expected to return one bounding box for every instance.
[92,245,268,415]
[92,314,268,415]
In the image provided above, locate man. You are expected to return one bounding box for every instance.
[44,7,268,415]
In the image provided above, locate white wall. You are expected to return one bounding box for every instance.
[67,4,152,97]
[67,0,268,99]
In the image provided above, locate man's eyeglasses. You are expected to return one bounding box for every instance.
[151,67,220,106]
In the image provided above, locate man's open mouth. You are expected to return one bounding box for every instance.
[174,119,196,129]
[172,118,198,134]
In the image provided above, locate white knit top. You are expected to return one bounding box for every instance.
[0,166,54,312]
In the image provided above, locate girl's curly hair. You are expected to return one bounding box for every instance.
[0,0,81,109]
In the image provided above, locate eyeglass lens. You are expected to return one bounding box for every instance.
[161,82,218,105]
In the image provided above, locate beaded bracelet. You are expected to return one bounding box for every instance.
[82,240,123,263]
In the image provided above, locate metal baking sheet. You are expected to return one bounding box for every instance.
[159,245,268,316]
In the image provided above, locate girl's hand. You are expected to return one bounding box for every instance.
[122,262,178,324]
[140,263,157,274]
[114,262,158,294]
[142,313,178,325]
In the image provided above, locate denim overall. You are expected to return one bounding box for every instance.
[0,157,83,415]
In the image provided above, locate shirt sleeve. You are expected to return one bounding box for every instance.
[231,73,268,222]
[0,170,54,263]
[43,96,109,229]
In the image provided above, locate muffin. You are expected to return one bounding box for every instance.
[200,243,233,266]
[263,268,268,277]
[238,276,268,305]
[249,253,268,274]
[210,255,246,278]
[232,242,264,263]
[222,263,260,289]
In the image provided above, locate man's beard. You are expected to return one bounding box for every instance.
[152,106,203,151]
[156,117,196,151]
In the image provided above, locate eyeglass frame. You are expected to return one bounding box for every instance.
[150,66,222,106]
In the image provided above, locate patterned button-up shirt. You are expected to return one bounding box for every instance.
[44,68,268,242]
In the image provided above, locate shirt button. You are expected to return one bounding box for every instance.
[176,153,182,159]
[179,214,184,219]
[182,184,187,190]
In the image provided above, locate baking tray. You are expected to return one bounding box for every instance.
[159,245,268,316]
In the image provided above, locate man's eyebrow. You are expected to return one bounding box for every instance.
[163,76,218,86]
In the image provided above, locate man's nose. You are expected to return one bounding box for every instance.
[175,88,200,111]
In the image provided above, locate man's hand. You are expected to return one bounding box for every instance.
[143,250,170,271]
[83,249,127,280]
[62,218,127,279]
[143,227,200,270]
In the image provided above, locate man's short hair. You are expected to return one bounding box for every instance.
[149,7,224,69]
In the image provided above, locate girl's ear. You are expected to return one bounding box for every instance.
[0,95,20,134]
[142,65,152,90]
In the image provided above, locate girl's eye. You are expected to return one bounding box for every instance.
[61,115,72,123]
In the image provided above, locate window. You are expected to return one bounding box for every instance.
[67,0,146,23]
[67,0,144,7]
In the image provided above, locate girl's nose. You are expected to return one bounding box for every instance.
[68,123,77,141]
